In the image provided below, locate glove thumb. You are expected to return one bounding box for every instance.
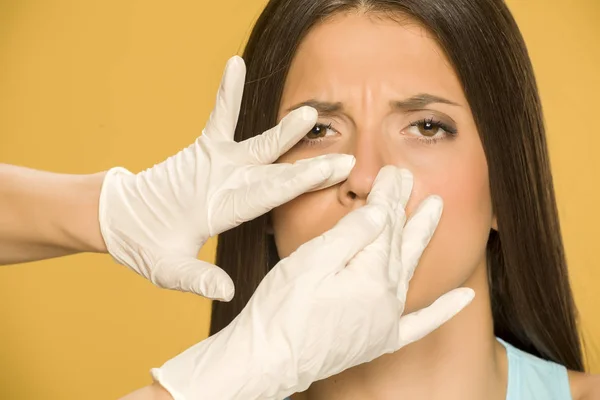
[396,288,474,347]
[153,256,235,301]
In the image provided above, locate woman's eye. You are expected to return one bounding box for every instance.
[305,123,336,140]
[405,118,457,144]
[409,119,444,137]
[296,122,339,148]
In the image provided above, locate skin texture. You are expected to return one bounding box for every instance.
[119,382,173,400]
[270,11,596,400]
[0,165,107,264]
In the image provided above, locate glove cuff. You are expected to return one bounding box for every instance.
[98,166,135,266]
[150,368,187,400]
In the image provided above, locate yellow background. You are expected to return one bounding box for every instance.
[0,0,598,398]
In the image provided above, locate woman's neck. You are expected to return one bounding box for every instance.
[297,261,508,400]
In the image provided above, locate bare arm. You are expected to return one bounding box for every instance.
[0,164,107,265]
[119,383,173,400]
[568,370,600,400]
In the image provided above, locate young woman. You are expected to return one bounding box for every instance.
[206,0,599,398]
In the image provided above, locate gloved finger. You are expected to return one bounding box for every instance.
[345,166,409,278]
[395,195,443,302]
[153,256,235,301]
[239,153,355,190]
[296,204,388,278]
[388,198,407,286]
[203,56,246,142]
[367,166,413,211]
[228,154,355,224]
[290,154,356,192]
[239,106,318,165]
[342,219,392,281]
[396,288,475,347]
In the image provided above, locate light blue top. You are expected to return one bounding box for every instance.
[284,337,572,400]
[499,337,572,400]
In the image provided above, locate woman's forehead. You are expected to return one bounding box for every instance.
[281,12,464,108]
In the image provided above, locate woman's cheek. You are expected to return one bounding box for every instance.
[271,188,345,258]
[402,168,445,217]
[402,163,493,313]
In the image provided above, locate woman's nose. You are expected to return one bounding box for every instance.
[337,139,385,208]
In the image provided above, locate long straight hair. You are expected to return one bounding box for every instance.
[210,0,584,371]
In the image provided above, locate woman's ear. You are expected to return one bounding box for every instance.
[491,214,498,231]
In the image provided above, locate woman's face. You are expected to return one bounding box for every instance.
[271,12,495,312]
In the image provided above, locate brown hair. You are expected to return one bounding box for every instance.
[210,0,584,372]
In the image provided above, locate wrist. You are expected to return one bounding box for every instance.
[118,382,174,400]
[150,382,174,400]
[61,171,108,254]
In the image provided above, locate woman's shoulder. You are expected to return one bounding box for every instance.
[499,339,599,400]
[568,370,600,400]
[498,338,572,399]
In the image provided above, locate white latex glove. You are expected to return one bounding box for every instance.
[98,56,354,301]
[150,166,476,400]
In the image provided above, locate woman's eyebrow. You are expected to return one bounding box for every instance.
[285,100,344,114]
[390,93,460,110]
[285,93,460,114]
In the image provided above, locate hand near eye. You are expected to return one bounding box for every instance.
[149,166,475,400]
[99,56,354,301]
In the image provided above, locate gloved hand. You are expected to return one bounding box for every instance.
[150,166,476,400]
[98,56,354,301]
